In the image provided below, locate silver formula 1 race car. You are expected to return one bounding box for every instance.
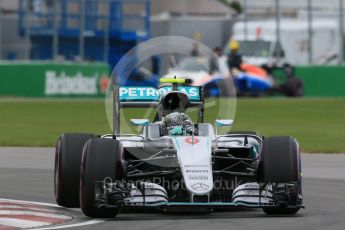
[54,78,304,218]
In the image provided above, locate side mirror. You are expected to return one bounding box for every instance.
[215,119,233,127]
[215,119,233,136]
[130,119,150,126]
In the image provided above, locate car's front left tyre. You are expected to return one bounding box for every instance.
[80,138,123,218]
[259,136,302,215]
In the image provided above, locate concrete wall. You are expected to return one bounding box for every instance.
[1,14,30,60]
[1,0,18,12]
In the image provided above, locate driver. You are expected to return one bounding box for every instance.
[162,112,193,136]
[157,91,194,136]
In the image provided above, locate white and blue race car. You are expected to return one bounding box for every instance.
[54,78,304,218]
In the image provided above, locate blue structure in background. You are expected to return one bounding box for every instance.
[18,0,150,69]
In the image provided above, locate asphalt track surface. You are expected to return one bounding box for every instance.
[1,147,345,230]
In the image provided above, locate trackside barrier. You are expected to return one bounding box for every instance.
[0,62,109,97]
[295,66,345,97]
[0,63,345,97]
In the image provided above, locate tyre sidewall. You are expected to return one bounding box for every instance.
[259,136,300,183]
[80,138,122,218]
[55,133,95,207]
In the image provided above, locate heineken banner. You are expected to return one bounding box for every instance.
[0,62,110,97]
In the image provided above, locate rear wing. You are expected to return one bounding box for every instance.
[112,84,204,135]
[119,85,203,107]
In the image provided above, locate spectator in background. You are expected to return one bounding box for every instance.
[227,40,243,70]
[279,64,304,97]
[209,47,221,74]
[190,43,199,57]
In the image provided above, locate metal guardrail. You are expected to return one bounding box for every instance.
[18,0,150,36]
[18,0,150,61]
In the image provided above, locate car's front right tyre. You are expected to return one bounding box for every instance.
[54,133,95,208]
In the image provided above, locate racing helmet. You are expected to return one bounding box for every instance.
[158,91,190,118]
[162,112,194,136]
[229,40,240,51]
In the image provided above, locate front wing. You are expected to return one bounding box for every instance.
[96,181,304,210]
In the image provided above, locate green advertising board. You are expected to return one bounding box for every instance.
[1,62,345,97]
[273,65,345,97]
[0,62,110,97]
[295,66,345,97]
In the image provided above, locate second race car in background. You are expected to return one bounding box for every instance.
[164,56,303,97]
[164,57,234,97]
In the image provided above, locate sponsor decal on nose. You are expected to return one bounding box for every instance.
[185,137,199,144]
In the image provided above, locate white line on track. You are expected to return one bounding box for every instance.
[0,210,70,219]
[35,220,105,230]
[0,198,61,208]
[0,205,60,213]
